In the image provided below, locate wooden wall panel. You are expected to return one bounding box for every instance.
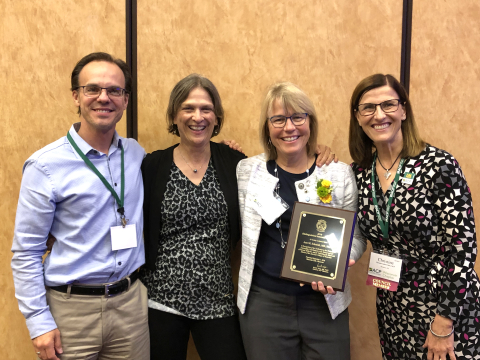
[410,2,480,277]
[137,1,403,359]
[9,2,477,360]
[0,1,125,358]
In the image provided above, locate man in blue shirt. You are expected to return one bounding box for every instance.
[11,52,149,360]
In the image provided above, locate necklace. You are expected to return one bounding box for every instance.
[179,148,208,173]
[377,152,401,180]
[274,161,310,248]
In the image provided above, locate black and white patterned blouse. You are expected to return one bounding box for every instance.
[352,144,479,359]
[141,160,236,320]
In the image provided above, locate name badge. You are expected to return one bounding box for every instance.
[402,171,415,185]
[366,252,402,291]
[110,224,137,251]
[253,192,289,225]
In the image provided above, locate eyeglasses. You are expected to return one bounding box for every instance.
[356,99,402,116]
[269,113,308,128]
[76,85,127,98]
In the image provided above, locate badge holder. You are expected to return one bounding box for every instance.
[273,193,289,210]
[253,191,289,225]
[366,248,403,291]
[111,224,137,251]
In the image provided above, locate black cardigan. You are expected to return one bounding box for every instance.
[141,142,247,271]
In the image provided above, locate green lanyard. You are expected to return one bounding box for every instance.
[371,152,404,242]
[67,132,127,226]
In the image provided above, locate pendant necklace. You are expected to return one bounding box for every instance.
[274,160,310,248]
[179,148,208,173]
[377,152,401,180]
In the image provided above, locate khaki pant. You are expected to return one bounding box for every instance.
[45,280,149,360]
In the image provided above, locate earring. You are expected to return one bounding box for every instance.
[172,124,180,136]
[267,138,272,149]
[213,125,219,135]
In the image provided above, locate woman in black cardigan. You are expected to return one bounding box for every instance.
[140,74,247,360]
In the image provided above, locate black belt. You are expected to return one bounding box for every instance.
[50,270,139,297]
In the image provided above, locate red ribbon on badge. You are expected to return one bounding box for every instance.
[366,275,398,291]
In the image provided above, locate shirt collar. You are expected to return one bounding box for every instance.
[67,123,122,156]
[110,131,122,154]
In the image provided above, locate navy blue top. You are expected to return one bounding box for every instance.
[252,158,317,296]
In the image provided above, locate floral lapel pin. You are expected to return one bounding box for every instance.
[316,179,334,204]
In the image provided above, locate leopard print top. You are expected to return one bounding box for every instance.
[141,160,236,319]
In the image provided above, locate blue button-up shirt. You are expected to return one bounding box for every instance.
[11,124,146,339]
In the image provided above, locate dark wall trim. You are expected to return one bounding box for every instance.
[400,0,413,94]
[126,1,412,135]
[126,0,137,139]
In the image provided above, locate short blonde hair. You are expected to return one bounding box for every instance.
[260,82,318,160]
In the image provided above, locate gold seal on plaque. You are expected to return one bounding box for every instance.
[316,220,327,232]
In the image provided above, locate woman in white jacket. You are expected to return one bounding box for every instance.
[236,82,366,360]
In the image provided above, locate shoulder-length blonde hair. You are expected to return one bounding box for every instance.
[349,74,425,168]
[260,82,318,161]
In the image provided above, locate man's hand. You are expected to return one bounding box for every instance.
[219,139,244,154]
[315,145,338,167]
[33,329,63,360]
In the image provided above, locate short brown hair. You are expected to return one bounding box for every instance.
[260,82,318,160]
[71,52,131,115]
[349,74,425,168]
[166,74,224,138]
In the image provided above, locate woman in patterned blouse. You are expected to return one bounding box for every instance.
[349,74,479,360]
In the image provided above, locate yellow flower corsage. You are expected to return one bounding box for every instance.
[316,179,333,203]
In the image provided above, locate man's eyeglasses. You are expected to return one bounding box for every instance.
[269,113,308,128]
[76,85,127,98]
[356,99,403,116]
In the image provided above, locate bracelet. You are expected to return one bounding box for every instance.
[429,318,454,338]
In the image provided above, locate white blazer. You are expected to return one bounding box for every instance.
[236,154,367,319]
